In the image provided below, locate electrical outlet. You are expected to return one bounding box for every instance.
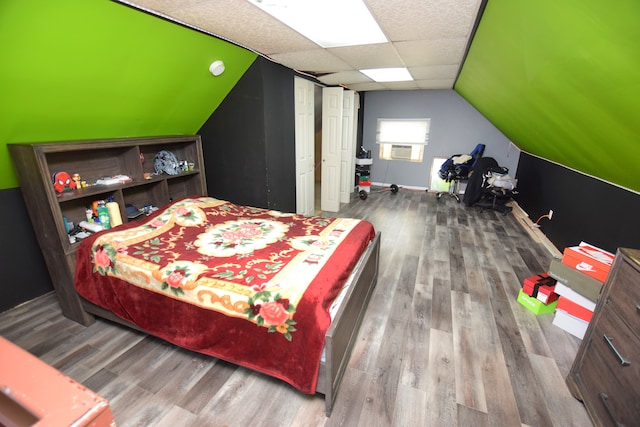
[549,209,553,220]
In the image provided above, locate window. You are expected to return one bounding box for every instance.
[376,118,430,162]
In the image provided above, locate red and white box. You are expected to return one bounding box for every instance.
[562,242,615,283]
[522,273,558,304]
[556,295,593,322]
[552,309,589,339]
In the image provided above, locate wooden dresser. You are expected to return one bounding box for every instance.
[566,247,640,426]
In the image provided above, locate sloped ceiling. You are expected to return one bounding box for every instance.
[0,0,257,190]
[116,0,483,92]
[455,0,640,193]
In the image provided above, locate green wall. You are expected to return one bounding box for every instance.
[0,0,257,190]
[456,0,640,193]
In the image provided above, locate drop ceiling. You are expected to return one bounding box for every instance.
[116,0,484,91]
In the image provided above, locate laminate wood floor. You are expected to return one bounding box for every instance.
[0,189,593,427]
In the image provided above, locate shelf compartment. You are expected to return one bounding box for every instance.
[139,142,201,176]
[168,174,204,201]
[122,181,168,215]
[45,146,142,185]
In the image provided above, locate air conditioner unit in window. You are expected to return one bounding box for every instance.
[390,144,413,160]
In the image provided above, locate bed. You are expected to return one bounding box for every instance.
[73,196,379,416]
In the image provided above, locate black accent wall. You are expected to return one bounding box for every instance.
[0,188,53,312]
[198,57,296,212]
[516,152,640,254]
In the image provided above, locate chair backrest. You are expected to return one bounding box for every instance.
[468,143,486,168]
[438,143,486,182]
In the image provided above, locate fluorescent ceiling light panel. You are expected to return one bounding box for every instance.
[248,0,387,48]
[361,68,413,82]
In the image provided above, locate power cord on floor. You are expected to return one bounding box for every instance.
[532,210,553,228]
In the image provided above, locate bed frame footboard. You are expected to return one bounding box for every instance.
[318,231,380,416]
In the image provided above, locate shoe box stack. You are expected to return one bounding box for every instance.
[547,242,614,339]
[516,241,614,339]
[517,272,559,315]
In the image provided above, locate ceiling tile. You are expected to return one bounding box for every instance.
[365,0,482,41]
[269,50,352,74]
[381,80,420,90]
[345,82,389,92]
[416,78,457,89]
[122,0,318,54]
[328,43,403,69]
[395,39,468,67]
[409,64,460,80]
[318,71,373,86]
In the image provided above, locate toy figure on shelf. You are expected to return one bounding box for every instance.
[52,171,77,194]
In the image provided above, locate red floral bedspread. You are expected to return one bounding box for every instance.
[74,197,375,393]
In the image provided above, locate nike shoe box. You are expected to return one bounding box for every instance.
[561,242,614,283]
[517,289,558,315]
[522,273,558,304]
[547,258,603,305]
[552,309,589,339]
[556,295,593,322]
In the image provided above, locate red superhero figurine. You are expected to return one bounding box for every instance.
[52,171,77,194]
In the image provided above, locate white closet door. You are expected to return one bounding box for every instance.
[340,90,357,203]
[321,87,343,212]
[294,77,315,216]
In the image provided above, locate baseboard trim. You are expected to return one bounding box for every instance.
[510,201,562,258]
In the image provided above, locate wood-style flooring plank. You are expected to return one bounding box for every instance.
[452,290,487,413]
[391,383,428,427]
[431,277,453,333]
[387,254,418,322]
[528,353,593,427]
[175,359,238,414]
[324,368,369,427]
[357,317,407,425]
[193,368,262,426]
[457,403,490,427]
[154,406,199,427]
[492,298,554,426]
[425,328,457,426]
[398,311,430,391]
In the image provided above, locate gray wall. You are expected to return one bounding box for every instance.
[361,90,519,189]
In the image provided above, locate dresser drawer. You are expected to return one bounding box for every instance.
[606,255,640,320]
[574,309,640,426]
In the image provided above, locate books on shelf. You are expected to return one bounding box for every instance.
[96,175,132,185]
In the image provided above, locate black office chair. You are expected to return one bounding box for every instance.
[435,143,485,202]
[462,157,518,215]
[475,166,518,215]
